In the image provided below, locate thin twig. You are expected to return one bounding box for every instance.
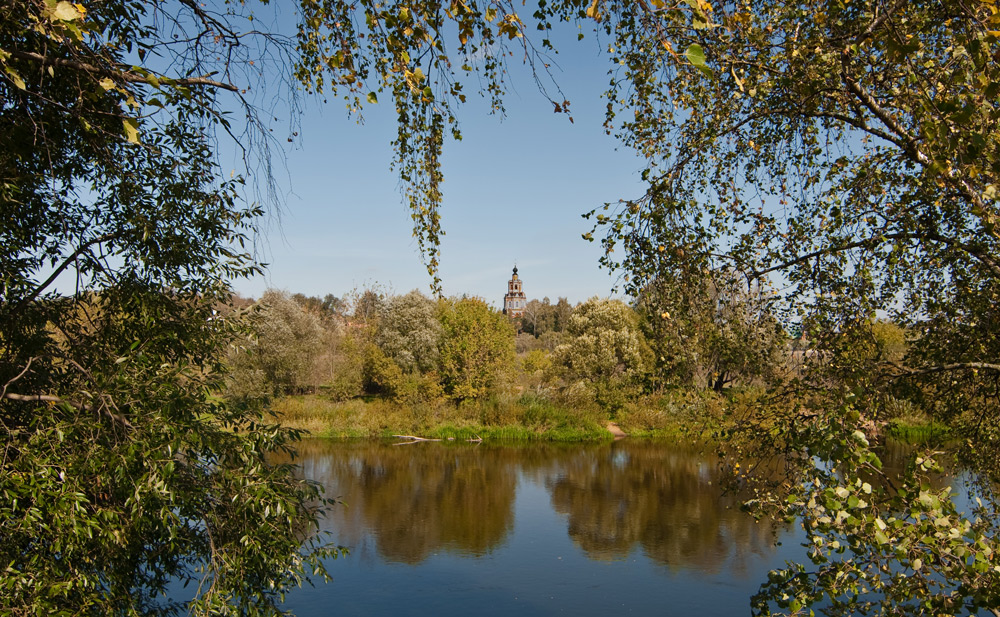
[1,357,36,400]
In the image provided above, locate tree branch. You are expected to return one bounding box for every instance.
[15,232,118,310]
[2,392,63,404]
[807,110,907,151]
[1,357,35,401]
[177,0,240,42]
[750,231,1000,280]
[838,46,986,212]
[840,49,928,166]
[11,51,239,92]
[889,362,1000,379]
[856,0,909,43]
[2,391,134,428]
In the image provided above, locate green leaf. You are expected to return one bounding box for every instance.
[684,44,712,78]
[366,91,378,104]
[683,0,707,19]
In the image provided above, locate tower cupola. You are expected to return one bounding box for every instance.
[502,266,526,317]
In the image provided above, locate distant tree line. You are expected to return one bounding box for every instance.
[226,289,516,405]
[226,282,905,414]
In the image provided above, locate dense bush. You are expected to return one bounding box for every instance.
[552,298,651,412]
[438,297,517,401]
[226,290,325,402]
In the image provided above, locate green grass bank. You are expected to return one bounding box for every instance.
[269,390,731,442]
[270,390,951,444]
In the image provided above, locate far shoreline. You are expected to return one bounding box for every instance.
[270,393,950,445]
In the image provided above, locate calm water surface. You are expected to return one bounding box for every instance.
[281,439,929,616]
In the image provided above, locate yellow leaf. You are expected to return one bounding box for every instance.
[98,77,115,90]
[5,67,25,90]
[51,1,84,21]
[123,118,140,144]
[731,66,744,91]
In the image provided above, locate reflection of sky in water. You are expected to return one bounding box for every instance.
[282,441,806,616]
[611,450,628,470]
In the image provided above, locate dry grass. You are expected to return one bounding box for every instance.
[616,389,727,438]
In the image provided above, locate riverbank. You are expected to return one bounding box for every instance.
[269,391,724,441]
[270,390,954,445]
[272,394,610,441]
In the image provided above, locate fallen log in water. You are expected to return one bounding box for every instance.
[392,434,442,443]
[392,434,483,445]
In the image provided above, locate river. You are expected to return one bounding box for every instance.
[280,438,943,616]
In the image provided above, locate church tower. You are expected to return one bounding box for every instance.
[502,266,526,318]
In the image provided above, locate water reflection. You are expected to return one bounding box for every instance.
[287,441,517,563]
[545,443,782,575]
[357,444,517,563]
[277,439,972,616]
[287,439,787,574]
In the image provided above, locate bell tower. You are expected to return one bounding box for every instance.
[502,266,526,317]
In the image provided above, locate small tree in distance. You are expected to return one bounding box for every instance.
[226,290,325,402]
[438,297,516,401]
[553,298,651,412]
[639,270,785,392]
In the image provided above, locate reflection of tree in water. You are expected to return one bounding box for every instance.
[279,439,796,572]
[282,440,518,564]
[361,445,519,563]
[546,442,786,576]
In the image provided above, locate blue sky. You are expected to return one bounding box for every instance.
[236,31,646,307]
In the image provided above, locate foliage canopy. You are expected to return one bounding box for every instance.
[0,1,339,613]
[585,0,1000,411]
